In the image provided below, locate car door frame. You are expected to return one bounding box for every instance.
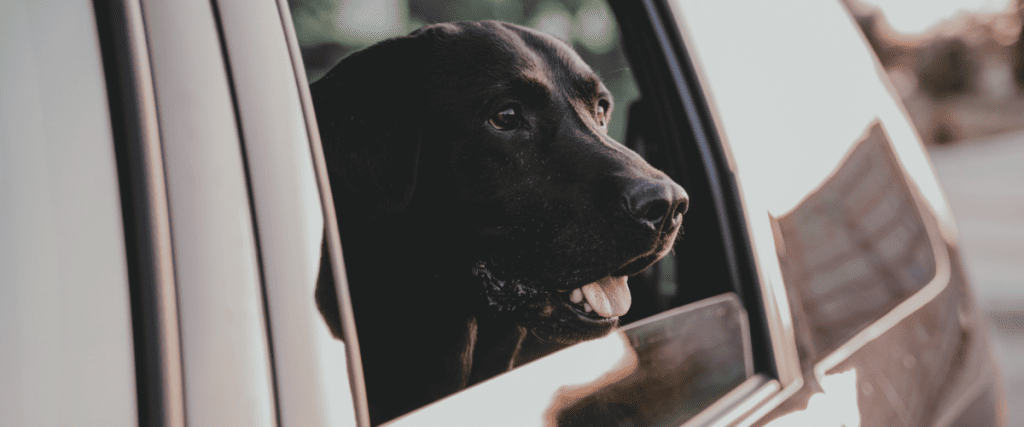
[92,1,185,425]
[96,0,353,425]
[609,0,806,424]
[653,0,1002,425]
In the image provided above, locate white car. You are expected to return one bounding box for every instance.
[0,0,1005,425]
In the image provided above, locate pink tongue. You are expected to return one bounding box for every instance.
[581,276,631,318]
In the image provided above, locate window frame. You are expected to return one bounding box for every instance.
[97,0,373,424]
[92,0,185,425]
[270,0,373,425]
[214,0,370,425]
[614,0,795,385]
[624,0,808,423]
[277,0,803,424]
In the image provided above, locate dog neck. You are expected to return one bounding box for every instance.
[467,317,527,386]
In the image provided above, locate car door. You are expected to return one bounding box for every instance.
[39,0,999,426]
[664,0,1006,425]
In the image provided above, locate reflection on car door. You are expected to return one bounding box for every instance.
[671,0,1004,424]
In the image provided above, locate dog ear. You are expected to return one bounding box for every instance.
[311,33,432,216]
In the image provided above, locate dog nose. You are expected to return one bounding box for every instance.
[625,179,689,230]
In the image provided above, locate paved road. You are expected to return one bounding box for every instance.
[927,130,1024,425]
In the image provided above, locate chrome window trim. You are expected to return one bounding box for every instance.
[272,0,371,425]
[679,375,778,427]
[660,0,803,389]
[733,379,806,427]
[94,0,185,425]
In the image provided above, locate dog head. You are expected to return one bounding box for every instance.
[313,21,688,344]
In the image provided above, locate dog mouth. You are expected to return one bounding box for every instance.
[473,262,631,325]
[561,276,631,319]
[471,217,680,338]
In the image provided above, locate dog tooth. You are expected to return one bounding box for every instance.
[571,288,583,304]
[584,302,592,313]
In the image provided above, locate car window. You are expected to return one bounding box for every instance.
[291,0,754,424]
[0,0,137,425]
[390,293,751,426]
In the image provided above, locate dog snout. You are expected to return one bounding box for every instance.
[625,178,689,231]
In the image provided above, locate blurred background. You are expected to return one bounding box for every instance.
[290,0,639,142]
[289,0,1024,422]
[842,0,1024,423]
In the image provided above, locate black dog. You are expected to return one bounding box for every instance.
[312,21,687,424]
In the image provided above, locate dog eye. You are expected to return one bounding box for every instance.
[489,107,521,130]
[596,100,610,127]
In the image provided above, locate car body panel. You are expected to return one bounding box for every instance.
[668,0,1004,425]
[0,1,137,425]
[92,0,185,424]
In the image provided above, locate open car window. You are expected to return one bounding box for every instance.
[390,293,752,426]
[291,0,762,424]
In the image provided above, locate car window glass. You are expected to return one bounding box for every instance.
[291,0,752,424]
[0,1,137,424]
[390,293,751,426]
